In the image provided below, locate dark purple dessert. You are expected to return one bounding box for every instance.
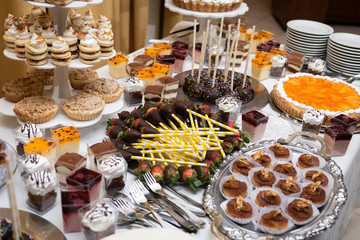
[66,167,102,203]
[172,49,188,73]
[330,114,359,134]
[257,43,272,52]
[188,82,206,99]
[324,125,353,156]
[156,54,175,64]
[172,40,188,50]
[61,187,90,233]
[242,109,269,141]
[266,40,281,48]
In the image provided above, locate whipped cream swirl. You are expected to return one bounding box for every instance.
[41,27,58,39]
[81,203,116,232]
[72,17,83,27]
[16,122,43,144]
[124,77,145,92]
[29,20,43,34]
[218,96,240,113]
[98,32,113,41]
[22,154,51,175]
[31,7,44,17]
[52,36,67,48]
[5,24,18,37]
[84,9,94,20]
[29,33,46,48]
[63,26,77,38]
[80,34,97,47]
[5,14,18,26]
[26,171,57,196]
[303,109,324,125]
[16,26,31,40]
[68,9,81,21]
[271,55,286,68]
[308,58,326,72]
[98,155,126,179]
[97,14,111,28]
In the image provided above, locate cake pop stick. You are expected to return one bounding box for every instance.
[242,25,256,89]
[224,33,237,81]
[197,20,211,84]
[131,156,206,167]
[230,35,240,91]
[225,19,241,81]
[211,17,224,87]
[207,24,213,74]
[191,19,197,76]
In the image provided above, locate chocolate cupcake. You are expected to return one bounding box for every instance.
[230,156,255,176]
[302,168,334,189]
[267,143,292,161]
[250,187,284,208]
[300,182,328,207]
[249,167,276,188]
[220,174,251,199]
[286,198,319,225]
[254,208,294,235]
[273,162,298,180]
[275,177,301,197]
[220,196,256,224]
[250,149,274,168]
[296,153,325,169]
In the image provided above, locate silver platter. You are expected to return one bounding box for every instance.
[203,132,347,240]
[0,208,67,240]
[173,69,269,113]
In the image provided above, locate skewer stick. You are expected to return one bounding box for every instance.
[206,115,226,158]
[191,19,197,76]
[131,156,206,167]
[230,35,240,91]
[223,25,232,80]
[197,20,211,84]
[207,25,213,74]
[242,25,256,88]
[224,33,237,81]
[211,17,224,87]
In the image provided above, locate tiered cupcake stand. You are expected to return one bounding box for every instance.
[0,0,124,129]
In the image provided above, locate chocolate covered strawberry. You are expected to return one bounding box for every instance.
[118,149,132,162]
[201,159,216,174]
[156,102,166,110]
[178,166,202,191]
[142,103,155,113]
[210,113,221,122]
[196,105,211,115]
[150,165,164,183]
[133,118,150,130]
[145,107,163,126]
[118,111,131,120]
[163,165,180,185]
[107,118,126,128]
[131,108,143,119]
[141,126,160,135]
[193,165,211,185]
[119,129,141,143]
[106,125,123,139]
[159,103,176,120]
[111,138,126,150]
[172,113,188,128]
[123,145,142,157]
[205,150,223,167]
[221,141,234,154]
[134,161,151,177]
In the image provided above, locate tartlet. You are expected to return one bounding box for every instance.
[83,78,124,103]
[250,167,276,187]
[2,77,43,103]
[297,153,320,169]
[221,174,249,199]
[275,177,301,196]
[300,181,327,206]
[250,149,273,168]
[231,156,255,176]
[69,68,99,90]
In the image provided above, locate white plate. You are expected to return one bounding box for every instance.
[0,98,17,116]
[327,58,360,71]
[327,45,360,58]
[285,43,327,53]
[285,38,328,49]
[287,20,334,35]
[24,0,103,9]
[329,33,360,49]
[102,228,198,240]
[3,49,25,61]
[328,40,360,53]
[327,49,360,63]
[326,65,360,76]
[286,29,330,40]
[102,95,124,115]
[285,33,329,45]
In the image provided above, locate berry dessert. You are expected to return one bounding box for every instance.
[324,125,353,156]
[66,167,102,202]
[242,109,268,142]
[330,114,359,134]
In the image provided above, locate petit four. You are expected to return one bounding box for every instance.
[242,109,269,141]
[251,168,276,187]
[273,162,297,179]
[3,24,18,53]
[251,57,271,81]
[136,68,155,86]
[23,138,57,162]
[15,26,31,58]
[231,157,255,176]
[51,126,80,156]
[56,152,85,185]
[222,175,248,198]
[79,34,101,65]
[126,62,145,77]
[124,77,145,106]
[259,209,290,232]
[300,182,327,206]
[133,54,154,67]
[25,33,48,66]
[304,170,329,187]
[275,177,301,196]
[156,77,179,102]
[14,122,43,156]
[20,154,51,179]
[144,85,164,103]
[254,189,282,208]
[172,49,188,73]
[51,36,71,66]
[286,198,318,224]
[285,52,306,74]
[331,114,359,134]
[41,27,58,56]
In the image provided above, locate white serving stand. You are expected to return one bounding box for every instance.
[0,0,123,128]
[164,0,249,33]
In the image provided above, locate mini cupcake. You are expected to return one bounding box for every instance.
[96,14,112,29]
[97,31,114,57]
[4,14,18,30]
[3,24,18,53]
[273,162,299,180]
[249,149,274,168]
[15,26,31,58]
[29,20,43,36]
[31,7,45,18]
[79,34,101,65]
[250,187,285,209]
[63,26,78,59]
[84,78,124,103]
[266,143,292,161]
[220,196,257,224]
[21,13,35,29]
[253,208,294,235]
[294,153,326,169]
[302,168,334,189]
[41,27,58,56]
[51,36,71,66]
[300,181,330,207]
[230,155,256,176]
[275,176,302,197]
[249,167,276,188]
[220,174,251,199]
[68,9,81,23]
[25,33,48,66]
[84,9,96,28]
[72,16,84,32]
[285,198,320,225]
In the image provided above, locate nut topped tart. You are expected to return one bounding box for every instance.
[84,78,124,103]
[173,0,243,13]
[13,96,58,123]
[272,73,360,125]
[62,92,105,121]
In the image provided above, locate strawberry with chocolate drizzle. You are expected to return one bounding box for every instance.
[119,129,141,143]
[164,165,180,185]
[179,166,202,191]
[145,107,163,126]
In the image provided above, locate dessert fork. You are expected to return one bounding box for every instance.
[144,172,205,227]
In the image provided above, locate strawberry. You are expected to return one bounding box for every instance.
[205,150,223,167]
[107,118,126,128]
[119,129,141,143]
[221,141,234,154]
[118,149,132,162]
[134,118,150,130]
[163,165,180,185]
[134,161,151,179]
[159,103,175,120]
[173,99,192,116]
[150,165,164,183]
[118,111,131,120]
[178,166,202,191]
[141,126,159,134]
[220,120,236,131]
[106,125,123,139]
[131,108,143,119]
[145,107,163,126]
[123,145,142,157]
[209,113,221,122]
[201,160,216,174]
[156,102,166,110]
[142,103,155,113]
[193,165,211,185]
[123,116,136,127]
[196,105,211,115]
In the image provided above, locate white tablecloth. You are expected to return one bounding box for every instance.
[0,50,359,240]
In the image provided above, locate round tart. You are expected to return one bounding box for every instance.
[221,196,255,224]
[296,153,320,169]
[220,174,249,199]
[300,182,327,206]
[250,149,273,168]
[172,0,243,13]
[250,167,276,188]
[286,198,317,224]
[230,156,255,176]
[84,78,124,103]
[272,73,360,125]
[2,77,43,103]
[62,92,105,121]
[69,68,99,90]
[275,177,301,196]
[273,162,298,179]
[27,67,54,85]
[13,96,58,123]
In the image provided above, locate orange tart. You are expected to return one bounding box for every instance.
[255,189,282,207]
[276,177,301,196]
[300,181,326,205]
[286,199,314,223]
[251,168,276,187]
[222,175,248,198]
[231,157,255,176]
[225,196,253,220]
[304,170,329,187]
[251,149,272,168]
[260,209,289,230]
[272,73,360,125]
[297,154,320,169]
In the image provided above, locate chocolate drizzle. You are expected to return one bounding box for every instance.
[21,123,39,138]
[29,171,51,189]
[85,203,113,222]
[101,156,122,167]
[24,154,40,164]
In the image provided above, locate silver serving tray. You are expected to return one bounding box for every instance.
[203,132,347,240]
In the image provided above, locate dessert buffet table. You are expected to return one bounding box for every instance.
[1,49,360,239]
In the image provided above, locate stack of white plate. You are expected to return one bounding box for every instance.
[327,33,360,76]
[285,20,334,59]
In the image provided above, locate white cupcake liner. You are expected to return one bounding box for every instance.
[300,167,335,191]
[249,187,286,209]
[271,161,301,181]
[264,143,293,162]
[248,167,277,189]
[252,207,294,235]
[299,182,331,208]
[292,152,326,170]
[247,149,277,169]
[219,174,253,200]
[229,155,258,177]
[273,177,303,198]
[284,197,320,225]
[220,198,258,224]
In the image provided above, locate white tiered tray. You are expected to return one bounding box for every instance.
[22,0,103,9]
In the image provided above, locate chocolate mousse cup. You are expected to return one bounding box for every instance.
[301,109,324,136]
[216,95,242,122]
[123,77,145,106]
[324,125,353,156]
[331,114,359,134]
[242,109,269,142]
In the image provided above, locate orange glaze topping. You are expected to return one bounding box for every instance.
[24,138,56,157]
[51,126,80,144]
[108,52,128,65]
[136,68,154,80]
[270,48,286,57]
[255,51,271,61]
[151,63,170,75]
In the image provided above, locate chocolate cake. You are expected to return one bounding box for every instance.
[300,182,326,205]
[225,197,253,219]
[286,199,313,222]
[255,190,281,207]
[276,177,301,196]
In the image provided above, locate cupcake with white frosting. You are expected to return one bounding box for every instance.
[15,26,31,58]
[31,7,45,18]
[96,14,112,29]
[84,9,96,28]
[21,13,35,29]
[79,34,101,65]
[63,26,78,59]
[3,24,18,53]
[36,11,52,29]
[97,31,114,57]
[25,33,48,66]
[41,27,58,56]
[51,36,71,66]
[72,16,84,32]
[68,9,81,23]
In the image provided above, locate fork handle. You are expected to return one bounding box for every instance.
[149,207,169,228]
